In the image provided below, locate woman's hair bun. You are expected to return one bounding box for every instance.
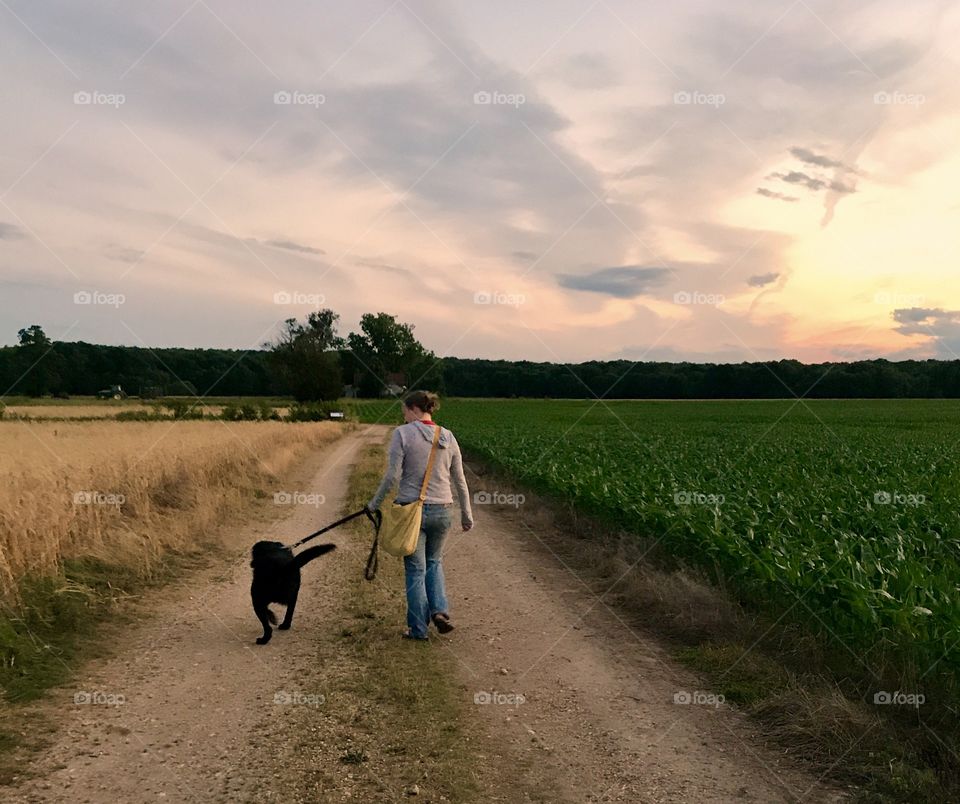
[403,389,440,413]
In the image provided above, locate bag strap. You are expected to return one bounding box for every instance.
[418,424,442,501]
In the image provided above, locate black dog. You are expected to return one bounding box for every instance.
[250,541,336,644]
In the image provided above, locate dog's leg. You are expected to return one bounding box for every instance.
[278,585,299,630]
[254,600,275,644]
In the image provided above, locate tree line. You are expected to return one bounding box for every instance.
[4,318,960,400]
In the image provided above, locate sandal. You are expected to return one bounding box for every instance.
[432,613,455,634]
[402,630,428,641]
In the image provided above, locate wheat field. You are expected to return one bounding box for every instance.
[1,405,157,419]
[0,420,344,598]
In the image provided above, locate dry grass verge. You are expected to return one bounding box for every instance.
[0,421,347,727]
[0,420,342,591]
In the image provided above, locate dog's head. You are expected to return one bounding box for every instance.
[250,540,293,568]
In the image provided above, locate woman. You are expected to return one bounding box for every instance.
[367,390,474,640]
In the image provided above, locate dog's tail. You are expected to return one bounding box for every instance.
[267,609,278,625]
[294,543,336,568]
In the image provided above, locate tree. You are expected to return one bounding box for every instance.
[345,312,441,397]
[14,324,62,396]
[266,310,344,401]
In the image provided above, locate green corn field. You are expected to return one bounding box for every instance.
[352,398,960,684]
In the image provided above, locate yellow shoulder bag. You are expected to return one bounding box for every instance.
[379,425,442,557]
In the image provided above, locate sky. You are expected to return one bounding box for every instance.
[1,0,958,364]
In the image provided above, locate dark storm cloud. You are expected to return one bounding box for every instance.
[556,266,671,298]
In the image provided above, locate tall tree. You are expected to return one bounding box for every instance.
[15,325,62,396]
[266,310,344,401]
[345,312,441,397]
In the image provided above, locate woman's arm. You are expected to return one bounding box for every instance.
[367,428,403,511]
[450,436,474,530]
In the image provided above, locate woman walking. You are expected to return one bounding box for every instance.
[367,391,474,640]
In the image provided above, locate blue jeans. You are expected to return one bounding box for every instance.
[403,503,453,638]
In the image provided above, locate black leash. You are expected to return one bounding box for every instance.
[287,506,382,581]
[363,509,382,582]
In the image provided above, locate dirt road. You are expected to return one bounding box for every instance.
[6,426,843,802]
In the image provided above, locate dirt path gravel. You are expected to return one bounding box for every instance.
[5,425,845,803]
[437,466,846,803]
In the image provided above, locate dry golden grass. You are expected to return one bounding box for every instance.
[0,420,343,596]
[2,405,293,420]
[2,405,157,419]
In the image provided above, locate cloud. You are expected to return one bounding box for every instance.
[104,244,145,263]
[0,222,25,240]
[557,266,671,298]
[259,238,325,256]
[549,53,619,90]
[761,147,863,225]
[893,307,954,328]
[352,256,414,277]
[893,308,960,357]
[747,272,780,287]
[769,171,855,194]
[789,147,854,172]
[756,188,797,203]
[0,0,950,361]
